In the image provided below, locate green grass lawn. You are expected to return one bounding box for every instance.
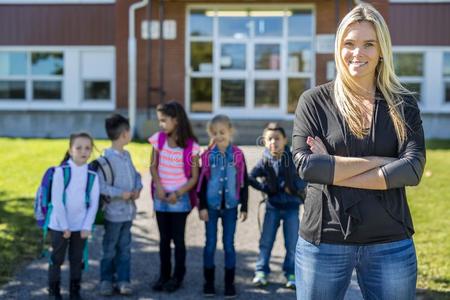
[0,138,449,296]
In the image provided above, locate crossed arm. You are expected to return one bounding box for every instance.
[292,95,425,191]
[305,136,394,190]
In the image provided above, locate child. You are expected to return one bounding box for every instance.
[197,115,249,298]
[249,123,306,290]
[47,132,99,300]
[149,101,200,293]
[99,114,143,296]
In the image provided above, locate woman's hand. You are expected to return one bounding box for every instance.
[199,209,209,222]
[307,136,328,155]
[240,211,248,222]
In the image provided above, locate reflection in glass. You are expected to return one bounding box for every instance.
[219,16,249,38]
[190,10,213,37]
[221,79,245,107]
[0,52,27,76]
[253,17,282,37]
[191,78,212,112]
[394,53,423,76]
[288,42,312,72]
[33,81,62,100]
[255,80,279,107]
[31,52,63,75]
[221,44,246,70]
[288,78,310,113]
[402,82,421,102]
[191,42,213,72]
[288,10,313,37]
[255,44,280,70]
[443,53,450,76]
[0,81,26,100]
[84,81,110,100]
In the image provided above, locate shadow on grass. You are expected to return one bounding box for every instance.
[426,139,450,150]
[0,192,41,286]
[417,289,450,300]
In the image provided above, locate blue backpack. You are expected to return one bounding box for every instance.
[34,161,97,269]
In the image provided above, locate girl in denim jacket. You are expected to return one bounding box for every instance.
[197,115,249,298]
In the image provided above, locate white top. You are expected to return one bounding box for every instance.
[48,159,100,232]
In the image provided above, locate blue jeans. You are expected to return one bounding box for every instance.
[256,207,299,276]
[204,208,238,269]
[100,220,132,283]
[153,193,191,212]
[295,236,417,300]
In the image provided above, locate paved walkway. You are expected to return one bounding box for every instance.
[0,146,363,300]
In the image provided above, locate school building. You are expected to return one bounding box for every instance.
[0,0,449,143]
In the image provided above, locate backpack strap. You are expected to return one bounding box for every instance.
[183,138,194,178]
[61,165,71,205]
[85,170,97,209]
[157,131,167,152]
[232,146,245,200]
[196,148,212,193]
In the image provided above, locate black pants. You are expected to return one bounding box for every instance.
[155,212,189,281]
[48,230,86,284]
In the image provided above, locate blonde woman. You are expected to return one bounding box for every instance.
[292,4,425,300]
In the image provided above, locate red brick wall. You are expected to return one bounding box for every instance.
[116,0,389,108]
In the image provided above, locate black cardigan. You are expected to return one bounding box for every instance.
[292,82,426,245]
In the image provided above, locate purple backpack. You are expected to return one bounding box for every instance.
[151,131,199,208]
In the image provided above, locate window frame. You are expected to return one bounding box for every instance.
[185,4,316,119]
[0,46,115,111]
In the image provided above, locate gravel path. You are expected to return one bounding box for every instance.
[0,146,363,300]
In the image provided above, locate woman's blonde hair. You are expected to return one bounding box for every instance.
[334,3,410,143]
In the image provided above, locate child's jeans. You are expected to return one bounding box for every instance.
[100,220,132,283]
[255,207,299,276]
[48,230,86,284]
[204,207,238,269]
[295,236,417,300]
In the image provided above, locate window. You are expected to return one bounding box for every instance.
[0,47,114,110]
[0,51,63,101]
[444,52,450,103]
[188,6,314,115]
[394,52,423,101]
[81,51,113,102]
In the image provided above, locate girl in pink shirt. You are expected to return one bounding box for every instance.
[149,101,200,293]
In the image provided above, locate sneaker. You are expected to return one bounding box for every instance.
[99,281,113,296]
[117,281,133,295]
[252,271,268,286]
[285,274,296,290]
[152,277,169,292]
[163,277,182,293]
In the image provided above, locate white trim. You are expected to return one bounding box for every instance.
[390,0,450,3]
[185,4,316,117]
[0,46,115,111]
[0,0,114,4]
